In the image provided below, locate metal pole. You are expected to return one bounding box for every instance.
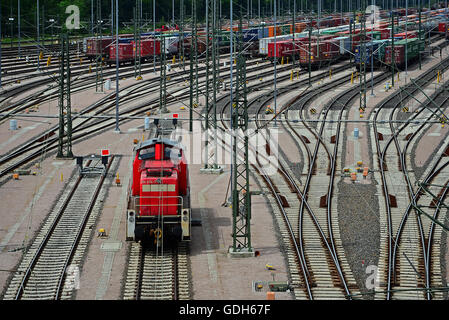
[0,3,2,89]
[189,0,194,132]
[37,0,40,71]
[111,0,113,36]
[42,5,44,43]
[153,0,156,73]
[115,0,120,132]
[10,7,13,49]
[230,0,234,204]
[391,6,394,87]
[419,0,422,69]
[405,0,408,81]
[292,0,296,69]
[231,0,252,254]
[274,0,277,126]
[91,0,94,35]
[371,0,374,95]
[308,24,311,85]
[18,0,21,57]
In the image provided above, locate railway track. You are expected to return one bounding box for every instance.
[0,55,280,121]
[213,62,375,299]
[123,242,190,300]
[0,55,320,182]
[371,56,449,299]
[3,157,114,300]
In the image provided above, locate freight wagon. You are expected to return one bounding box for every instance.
[259,34,297,55]
[108,42,134,66]
[135,39,161,61]
[354,39,390,69]
[268,40,294,58]
[85,37,114,61]
[384,38,425,67]
[299,38,340,68]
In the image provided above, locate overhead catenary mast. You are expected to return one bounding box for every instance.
[0,3,2,89]
[359,1,367,114]
[115,0,120,133]
[189,0,199,133]
[57,33,74,160]
[134,0,142,79]
[95,0,104,92]
[230,0,252,256]
[201,0,222,174]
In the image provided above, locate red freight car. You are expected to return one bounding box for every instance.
[268,40,294,58]
[108,42,134,65]
[134,39,161,60]
[394,31,417,39]
[126,138,191,244]
[299,39,340,67]
[86,37,113,61]
[385,45,405,66]
[179,37,207,56]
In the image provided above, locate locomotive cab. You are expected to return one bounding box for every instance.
[126,138,191,244]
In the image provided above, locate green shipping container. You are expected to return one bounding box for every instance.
[367,31,382,40]
[395,38,424,60]
[321,29,341,35]
[280,24,291,35]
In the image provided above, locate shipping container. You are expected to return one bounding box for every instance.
[367,31,382,40]
[163,36,180,55]
[374,28,391,39]
[354,39,390,67]
[334,36,351,55]
[280,24,292,35]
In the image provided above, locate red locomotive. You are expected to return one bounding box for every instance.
[126,138,191,244]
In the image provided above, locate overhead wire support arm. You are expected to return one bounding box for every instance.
[401,79,449,122]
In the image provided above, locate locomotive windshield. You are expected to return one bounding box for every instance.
[138,144,181,161]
